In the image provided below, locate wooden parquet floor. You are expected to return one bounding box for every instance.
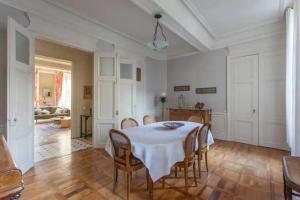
[22,140,289,200]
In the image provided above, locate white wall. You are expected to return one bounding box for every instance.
[144,57,167,121]
[167,49,228,112]
[167,49,228,140]
[0,3,30,138]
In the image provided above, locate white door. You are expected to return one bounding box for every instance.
[7,17,34,173]
[259,51,287,149]
[93,53,118,148]
[117,58,137,127]
[230,54,259,145]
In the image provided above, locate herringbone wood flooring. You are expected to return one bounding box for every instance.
[22,140,289,200]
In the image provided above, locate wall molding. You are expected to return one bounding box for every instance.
[167,51,200,60]
[211,112,227,140]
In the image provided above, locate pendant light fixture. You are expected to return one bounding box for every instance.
[147,14,169,50]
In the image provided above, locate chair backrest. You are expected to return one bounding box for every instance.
[143,115,156,125]
[198,123,211,150]
[188,115,204,124]
[121,118,139,129]
[184,127,199,161]
[109,129,131,166]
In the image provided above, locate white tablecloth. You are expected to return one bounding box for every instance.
[105,121,214,182]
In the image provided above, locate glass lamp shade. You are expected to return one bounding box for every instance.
[147,40,169,50]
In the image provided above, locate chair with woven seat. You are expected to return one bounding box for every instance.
[196,123,211,178]
[188,115,204,124]
[143,115,156,125]
[121,118,139,129]
[165,127,199,194]
[109,129,145,200]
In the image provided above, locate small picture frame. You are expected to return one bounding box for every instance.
[83,86,93,99]
[43,88,52,97]
[174,85,190,92]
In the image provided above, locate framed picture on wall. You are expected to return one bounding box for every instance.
[43,88,52,97]
[83,86,93,99]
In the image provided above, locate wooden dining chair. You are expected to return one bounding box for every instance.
[121,118,139,129]
[109,129,145,200]
[143,115,156,125]
[188,115,204,124]
[196,123,211,178]
[166,127,199,194]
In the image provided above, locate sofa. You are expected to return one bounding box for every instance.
[34,106,70,122]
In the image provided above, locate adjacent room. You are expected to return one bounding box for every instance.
[0,0,300,200]
[34,39,93,162]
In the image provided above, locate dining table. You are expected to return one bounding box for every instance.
[105,121,214,198]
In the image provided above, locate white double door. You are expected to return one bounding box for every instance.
[230,52,287,149]
[93,53,136,147]
[6,18,34,173]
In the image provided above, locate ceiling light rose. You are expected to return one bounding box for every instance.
[147,14,169,50]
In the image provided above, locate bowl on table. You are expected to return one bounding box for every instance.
[162,122,184,129]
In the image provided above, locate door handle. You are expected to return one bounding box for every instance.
[115,110,119,116]
[253,109,256,113]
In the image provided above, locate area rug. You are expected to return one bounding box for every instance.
[35,138,92,162]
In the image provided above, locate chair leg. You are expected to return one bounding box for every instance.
[113,167,118,192]
[205,151,208,172]
[197,154,201,179]
[175,167,178,177]
[283,174,287,200]
[126,172,131,200]
[184,163,189,194]
[193,162,197,186]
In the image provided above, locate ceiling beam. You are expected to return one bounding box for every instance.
[131,0,214,51]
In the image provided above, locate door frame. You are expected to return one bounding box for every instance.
[226,53,259,145]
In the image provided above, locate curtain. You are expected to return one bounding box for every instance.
[34,68,39,107]
[285,8,296,153]
[55,71,64,106]
[58,72,72,108]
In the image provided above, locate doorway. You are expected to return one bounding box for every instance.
[34,39,93,162]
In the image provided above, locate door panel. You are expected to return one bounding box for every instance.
[99,81,115,119]
[259,51,287,149]
[118,59,137,127]
[230,55,258,145]
[93,53,117,148]
[7,17,34,173]
[119,84,135,121]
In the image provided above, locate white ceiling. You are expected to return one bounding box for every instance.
[44,0,291,58]
[45,0,197,58]
[189,0,291,36]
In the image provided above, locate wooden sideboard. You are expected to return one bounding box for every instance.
[0,135,24,200]
[169,108,212,123]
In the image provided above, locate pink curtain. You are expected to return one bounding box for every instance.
[55,71,64,106]
[34,68,39,107]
